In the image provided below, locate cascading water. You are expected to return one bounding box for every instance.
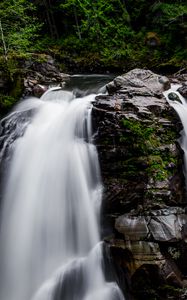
[164,85,187,184]
[0,79,124,300]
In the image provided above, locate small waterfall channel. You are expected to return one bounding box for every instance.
[164,85,187,184]
[0,76,124,300]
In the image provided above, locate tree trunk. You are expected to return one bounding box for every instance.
[42,0,58,39]
[0,19,8,61]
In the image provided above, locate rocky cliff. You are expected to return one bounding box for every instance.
[1,62,187,299]
[92,69,187,299]
[0,55,69,116]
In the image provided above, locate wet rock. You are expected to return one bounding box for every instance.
[115,208,187,242]
[106,68,170,95]
[162,259,183,287]
[148,214,186,242]
[159,75,171,91]
[29,61,70,85]
[33,84,47,97]
[178,85,187,99]
[93,70,184,217]
[116,215,149,241]
[22,56,70,97]
[181,223,187,242]
[95,71,175,121]
[93,68,186,297]
[168,92,182,103]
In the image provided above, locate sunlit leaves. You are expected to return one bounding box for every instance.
[0,0,41,53]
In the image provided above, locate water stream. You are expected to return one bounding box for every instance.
[164,85,187,185]
[0,76,124,300]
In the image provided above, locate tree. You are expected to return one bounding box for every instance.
[0,0,42,55]
[61,0,131,47]
[33,0,59,39]
[0,19,8,61]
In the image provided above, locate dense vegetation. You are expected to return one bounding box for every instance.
[0,0,186,72]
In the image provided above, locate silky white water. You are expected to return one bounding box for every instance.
[164,85,187,186]
[0,88,124,300]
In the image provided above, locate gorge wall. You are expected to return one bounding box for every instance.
[0,56,69,116]
[92,69,187,300]
[1,61,187,299]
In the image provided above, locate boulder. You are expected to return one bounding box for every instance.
[106,68,171,94]
[115,208,187,243]
[33,84,47,97]
[92,68,186,297]
[22,55,70,97]
[178,85,187,99]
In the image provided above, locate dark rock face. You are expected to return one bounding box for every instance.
[92,69,187,299]
[178,84,187,99]
[0,56,70,116]
[106,69,171,95]
[23,55,70,97]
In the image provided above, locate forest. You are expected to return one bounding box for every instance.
[0,0,186,73]
[0,2,187,300]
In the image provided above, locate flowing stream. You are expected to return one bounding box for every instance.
[0,76,124,300]
[164,85,187,184]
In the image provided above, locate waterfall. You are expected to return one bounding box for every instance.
[163,85,187,185]
[0,85,124,300]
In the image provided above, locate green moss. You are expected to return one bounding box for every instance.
[120,118,179,182]
[122,119,153,136]
[147,153,178,181]
[0,94,17,114]
[159,284,183,297]
[121,118,160,154]
[147,155,166,181]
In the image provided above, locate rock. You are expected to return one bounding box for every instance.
[93,70,184,216]
[27,59,70,85]
[96,71,174,120]
[181,223,187,242]
[28,79,38,86]
[159,75,171,90]
[149,214,183,242]
[106,68,171,95]
[92,68,186,298]
[178,85,187,99]
[115,215,149,241]
[113,209,186,292]
[115,208,187,243]
[162,260,183,287]
[33,84,47,97]
[21,56,70,97]
[146,32,161,47]
[168,92,182,103]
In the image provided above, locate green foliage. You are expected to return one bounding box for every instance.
[122,119,155,140]
[0,0,42,54]
[121,119,157,154]
[60,0,133,54]
[0,94,17,114]
[147,155,167,181]
[0,0,186,71]
[150,2,187,24]
[121,118,178,181]
[158,284,184,299]
[149,2,187,54]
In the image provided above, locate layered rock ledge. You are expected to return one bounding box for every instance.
[0,55,70,116]
[92,69,187,299]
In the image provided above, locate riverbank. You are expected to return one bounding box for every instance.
[1,61,187,299]
[0,52,186,117]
